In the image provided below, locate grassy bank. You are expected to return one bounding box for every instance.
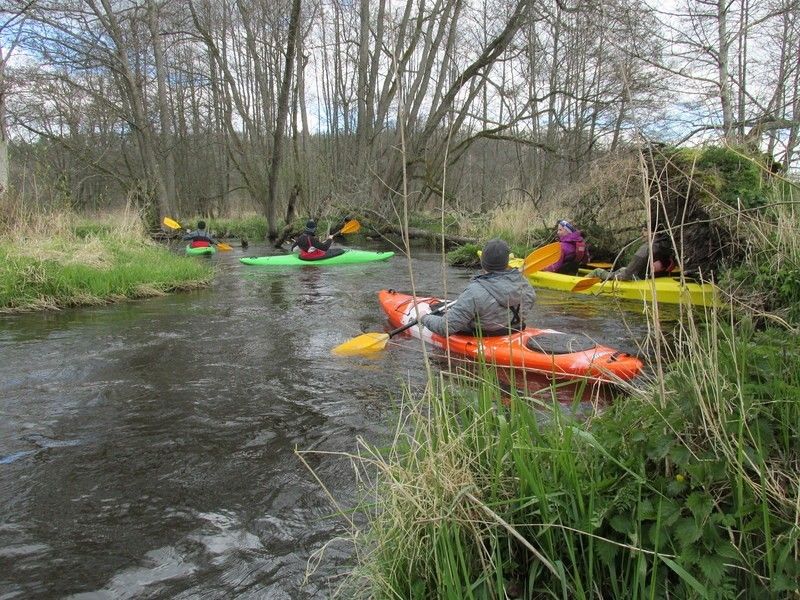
[326,318,798,598]
[0,212,213,313]
[301,152,799,597]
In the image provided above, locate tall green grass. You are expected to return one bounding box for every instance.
[0,209,212,313]
[296,145,800,599]
[324,322,798,598]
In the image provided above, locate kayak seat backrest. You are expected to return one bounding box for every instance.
[526,332,597,355]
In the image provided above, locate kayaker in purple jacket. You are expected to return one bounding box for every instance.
[543,220,589,275]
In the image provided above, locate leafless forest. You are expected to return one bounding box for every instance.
[1,0,798,237]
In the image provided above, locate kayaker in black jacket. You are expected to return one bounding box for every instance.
[183,221,218,248]
[588,224,675,281]
[291,220,345,260]
[420,238,536,337]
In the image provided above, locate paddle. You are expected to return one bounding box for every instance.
[573,270,705,292]
[571,277,602,292]
[333,300,456,356]
[162,217,232,251]
[586,261,614,269]
[333,244,561,356]
[521,242,561,275]
[331,219,360,237]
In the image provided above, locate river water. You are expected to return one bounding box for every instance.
[0,242,660,598]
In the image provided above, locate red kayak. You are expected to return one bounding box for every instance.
[378,289,643,382]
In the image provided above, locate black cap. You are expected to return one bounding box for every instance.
[198,220,206,230]
[480,238,510,272]
[305,220,316,233]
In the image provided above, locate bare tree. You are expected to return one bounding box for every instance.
[265,0,301,239]
[0,2,32,199]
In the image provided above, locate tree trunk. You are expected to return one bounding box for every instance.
[265,0,302,240]
[147,0,177,214]
[0,47,8,198]
[717,0,734,140]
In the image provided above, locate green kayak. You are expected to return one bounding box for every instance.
[240,249,394,266]
[186,245,217,256]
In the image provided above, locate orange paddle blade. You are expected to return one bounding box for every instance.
[332,332,390,356]
[571,277,602,292]
[216,242,233,251]
[340,219,361,234]
[521,242,562,275]
[163,217,181,230]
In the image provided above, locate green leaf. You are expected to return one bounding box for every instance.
[596,540,618,568]
[610,514,634,535]
[675,517,702,546]
[698,552,726,585]
[666,478,688,496]
[662,557,711,597]
[714,541,740,560]
[660,499,682,526]
[668,444,691,467]
[647,434,674,460]
[687,492,714,524]
[638,498,656,520]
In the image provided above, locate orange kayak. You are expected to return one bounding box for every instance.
[378,289,643,382]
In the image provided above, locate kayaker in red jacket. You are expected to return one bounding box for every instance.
[543,219,589,275]
[183,220,218,248]
[292,220,345,260]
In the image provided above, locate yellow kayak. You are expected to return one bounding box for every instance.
[506,257,720,307]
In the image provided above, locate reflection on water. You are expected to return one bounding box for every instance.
[0,243,657,598]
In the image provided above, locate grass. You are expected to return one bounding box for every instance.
[0,208,213,313]
[299,150,800,599]
[312,319,799,598]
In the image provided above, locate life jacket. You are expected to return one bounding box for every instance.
[296,233,327,260]
[574,239,588,264]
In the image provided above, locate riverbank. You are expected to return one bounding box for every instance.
[326,315,799,598]
[298,157,800,596]
[0,213,213,314]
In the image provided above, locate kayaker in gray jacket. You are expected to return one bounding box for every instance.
[183,220,218,246]
[587,224,674,281]
[420,238,536,337]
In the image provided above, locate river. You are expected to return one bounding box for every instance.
[0,241,659,598]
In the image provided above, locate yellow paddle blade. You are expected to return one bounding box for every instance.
[586,261,613,269]
[340,219,361,234]
[332,332,390,356]
[163,217,181,230]
[571,277,602,292]
[522,242,562,275]
[216,242,233,251]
